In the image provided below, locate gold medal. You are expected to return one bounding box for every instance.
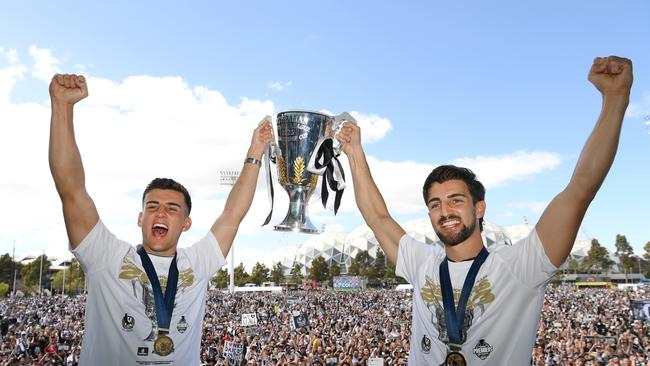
[445,351,466,366]
[154,334,174,356]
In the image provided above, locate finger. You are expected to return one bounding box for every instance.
[258,115,272,126]
[591,58,606,73]
[74,75,86,87]
[54,74,66,86]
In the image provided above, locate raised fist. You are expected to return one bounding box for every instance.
[49,74,89,105]
[588,56,633,96]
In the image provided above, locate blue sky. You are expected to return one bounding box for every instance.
[1,1,649,269]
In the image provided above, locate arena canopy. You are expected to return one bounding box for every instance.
[269,218,594,275]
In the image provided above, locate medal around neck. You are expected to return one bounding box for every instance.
[136,245,179,357]
[445,351,466,366]
[154,334,174,357]
[262,110,356,234]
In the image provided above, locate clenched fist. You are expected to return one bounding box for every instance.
[49,74,88,105]
[588,56,633,97]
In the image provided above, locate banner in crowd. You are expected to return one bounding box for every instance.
[368,357,385,366]
[333,275,362,289]
[290,311,310,330]
[223,340,244,360]
[631,300,650,321]
[241,313,258,326]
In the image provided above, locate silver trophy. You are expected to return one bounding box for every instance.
[265,110,354,234]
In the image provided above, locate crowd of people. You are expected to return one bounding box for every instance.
[0,284,649,365]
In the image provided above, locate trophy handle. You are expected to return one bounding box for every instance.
[333,112,358,156]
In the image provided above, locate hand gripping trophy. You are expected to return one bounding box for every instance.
[262,110,355,234]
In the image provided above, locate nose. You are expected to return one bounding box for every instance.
[155,206,167,217]
[439,201,451,217]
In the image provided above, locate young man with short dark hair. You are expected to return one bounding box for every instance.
[337,56,633,365]
[48,73,272,365]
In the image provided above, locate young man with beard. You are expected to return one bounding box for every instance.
[336,56,633,365]
[48,74,273,365]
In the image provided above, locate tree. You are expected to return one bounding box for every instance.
[372,249,387,284]
[615,234,635,273]
[212,268,229,289]
[249,262,270,285]
[644,241,650,262]
[0,282,9,297]
[270,262,285,285]
[583,239,614,274]
[309,256,329,283]
[290,263,303,283]
[355,250,373,276]
[0,254,16,285]
[51,259,85,295]
[234,263,249,286]
[21,255,51,292]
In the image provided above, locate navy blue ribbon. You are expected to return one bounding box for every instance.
[312,139,345,214]
[137,245,179,335]
[439,247,489,351]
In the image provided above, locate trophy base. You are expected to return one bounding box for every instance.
[274,220,320,234]
[273,186,321,234]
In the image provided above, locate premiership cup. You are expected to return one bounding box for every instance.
[266,110,353,234]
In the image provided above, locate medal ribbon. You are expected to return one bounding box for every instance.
[137,245,179,335]
[306,137,346,214]
[439,247,489,351]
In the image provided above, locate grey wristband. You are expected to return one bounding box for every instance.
[244,157,262,166]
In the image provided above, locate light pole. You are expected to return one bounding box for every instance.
[220,169,240,294]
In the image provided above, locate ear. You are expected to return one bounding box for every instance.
[475,200,486,220]
[137,212,143,227]
[182,217,192,232]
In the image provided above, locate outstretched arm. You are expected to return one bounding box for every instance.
[337,123,405,264]
[536,56,633,267]
[211,117,273,257]
[48,74,99,249]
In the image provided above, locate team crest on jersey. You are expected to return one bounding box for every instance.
[420,275,495,344]
[421,334,431,353]
[118,254,195,342]
[122,313,135,331]
[177,316,188,334]
[473,339,493,360]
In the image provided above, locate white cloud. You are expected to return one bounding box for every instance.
[267,81,292,91]
[0,48,27,105]
[349,111,392,143]
[29,45,61,81]
[319,109,392,144]
[627,92,650,119]
[452,151,562,188]
[509,201,549,214]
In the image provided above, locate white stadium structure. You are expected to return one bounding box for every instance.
[268,218,594,275]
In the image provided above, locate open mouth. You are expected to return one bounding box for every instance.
[152,223,169,239]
